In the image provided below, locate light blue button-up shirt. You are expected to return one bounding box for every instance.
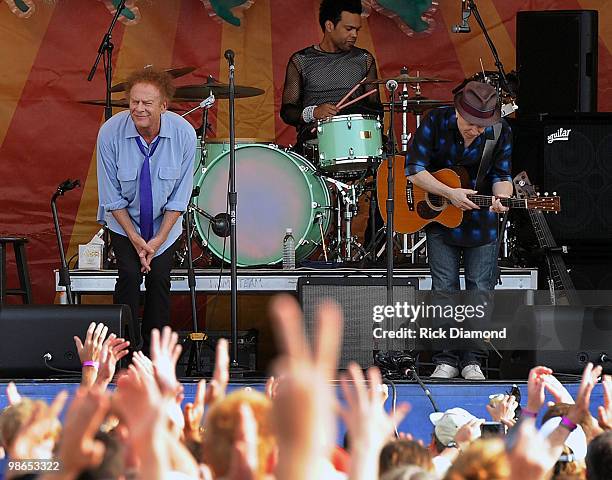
[97,110,197,257]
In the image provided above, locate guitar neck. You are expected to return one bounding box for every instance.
[527,209,580,304]
[466,195,527,209]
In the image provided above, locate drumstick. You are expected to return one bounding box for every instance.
[336,76,367,110]
[308,80,372,133]
[337,88,377,111]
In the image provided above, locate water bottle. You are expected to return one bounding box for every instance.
[282,228,296,270]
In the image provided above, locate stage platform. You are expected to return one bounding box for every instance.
[56,267,538,302]
[0,379,603,443]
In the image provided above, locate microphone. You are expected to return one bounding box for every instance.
[451,0,471,33]
[386,79,398,92]
[224,49,235,67]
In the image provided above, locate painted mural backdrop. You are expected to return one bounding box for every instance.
[1,0,611,303]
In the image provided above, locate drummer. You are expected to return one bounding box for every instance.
[280,0,383,155]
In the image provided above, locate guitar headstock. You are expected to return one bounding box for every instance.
[513,171,561,213]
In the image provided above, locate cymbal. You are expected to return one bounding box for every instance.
[78,98,194,109]
[174,78,265,99]
[367,73,451,85]
[110,66,197,93]
[383,96,453,113]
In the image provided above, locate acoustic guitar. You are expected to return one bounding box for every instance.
[376,156,561,234]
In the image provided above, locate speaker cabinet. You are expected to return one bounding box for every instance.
[500,305,612,377]
[511,114,612,246]
[298,277,417,369]
[0,305,129,377]
[516,10,598,115]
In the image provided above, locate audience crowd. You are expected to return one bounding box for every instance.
[0,295,611,479]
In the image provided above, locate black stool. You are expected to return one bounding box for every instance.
[0,237,33,304]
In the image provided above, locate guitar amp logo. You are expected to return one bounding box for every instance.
[547,127,572,144]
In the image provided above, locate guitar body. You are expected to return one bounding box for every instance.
[376,156,466,233]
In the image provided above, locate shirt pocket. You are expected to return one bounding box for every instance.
[117,167,138,201]
[158,166,181,199]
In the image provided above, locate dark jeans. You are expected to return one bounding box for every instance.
[110,231,176,353]
[426,225,498,369]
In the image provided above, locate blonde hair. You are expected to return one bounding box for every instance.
[443,438,510,480]
[0,399,61,451]
[202,389,276,479]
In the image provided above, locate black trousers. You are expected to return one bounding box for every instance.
[110,231,177,352]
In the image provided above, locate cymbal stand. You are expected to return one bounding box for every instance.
[399,67,411,153]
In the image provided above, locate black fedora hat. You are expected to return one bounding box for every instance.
[454,81,500,127]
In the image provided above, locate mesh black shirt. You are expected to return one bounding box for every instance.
[280,45,383,146]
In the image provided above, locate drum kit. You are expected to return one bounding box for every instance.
[80,66,455,267]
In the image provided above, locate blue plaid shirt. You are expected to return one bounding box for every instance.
[405,107,512,247]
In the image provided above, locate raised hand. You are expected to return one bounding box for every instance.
[339,364,410,480]
[486,394,518,423]
[526,365,553,414]
[269,294,342,480]
[95,334,130,389]
[55,388,110,477]
[207,338,229,404]
[598,374,612,431]
[227,404,259,480]
[8,391,67,461]
[74,322,109,364]
[150,327,182,397]
[508,419,562,480]
[566,362,601,425]
[543,374,575,404]
[6,381,22,405]
[183,379,206,442]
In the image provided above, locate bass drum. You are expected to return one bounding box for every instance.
[194,145,332,266]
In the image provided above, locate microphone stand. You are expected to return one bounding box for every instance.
[87,0,126,269]
[87,0,125,122]
[184,188,207,376]
[51,180,80,305]
[227,55,240,371]
[466,0,515,97]
[385,83,398,306]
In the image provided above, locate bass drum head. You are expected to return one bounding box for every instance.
[195,145,331,266]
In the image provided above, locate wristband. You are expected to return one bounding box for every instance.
[521,409,538,418]
[560,416,578,432]
[83,361,99,369]
[302,105,317,124]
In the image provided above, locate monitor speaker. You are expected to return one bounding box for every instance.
[0,304,130,377]
[298,277,417,369]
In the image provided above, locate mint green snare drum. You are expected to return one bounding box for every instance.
[194,145,331,266]
[317,115,383,172]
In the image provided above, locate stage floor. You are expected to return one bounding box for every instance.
[56,267,538,301]
[1,378,603,443]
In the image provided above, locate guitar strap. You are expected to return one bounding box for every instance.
[474,122,502,192]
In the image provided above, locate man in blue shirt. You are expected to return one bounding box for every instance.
[97,68,196,351]
[405,81,513,380]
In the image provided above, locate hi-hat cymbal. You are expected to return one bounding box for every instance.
[110,66,197,93]
[367,73,451,85]
[174,77,265,99]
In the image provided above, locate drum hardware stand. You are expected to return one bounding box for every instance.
[51,179,80,305]
[325,177,364,262]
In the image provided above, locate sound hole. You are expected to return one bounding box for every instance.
[428,194,445,209]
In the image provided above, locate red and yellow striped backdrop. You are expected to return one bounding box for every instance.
[0,0,611,303]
